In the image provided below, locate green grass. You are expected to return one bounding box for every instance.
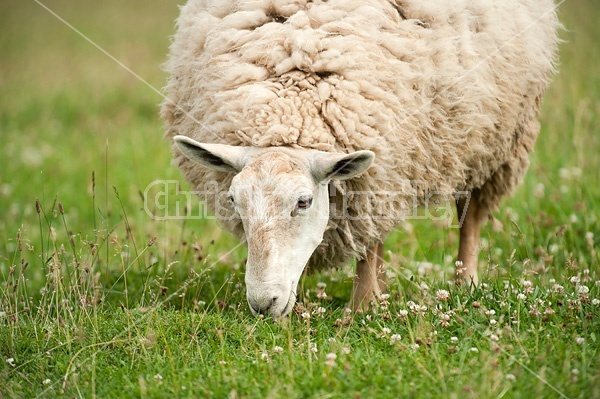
[1,0,599,397]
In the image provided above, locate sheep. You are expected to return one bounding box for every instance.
[161,0,560,317]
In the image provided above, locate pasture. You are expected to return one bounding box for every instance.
[1,0,599,397]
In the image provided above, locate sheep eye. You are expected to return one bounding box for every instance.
[227,194,235,204]
[297,196,313,210]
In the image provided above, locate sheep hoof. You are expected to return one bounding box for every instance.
[454,272,479,290]
[348,291,381,313]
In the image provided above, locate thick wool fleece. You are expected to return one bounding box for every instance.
[161,0,560,269]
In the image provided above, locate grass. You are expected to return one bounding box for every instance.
[1,0,599,397]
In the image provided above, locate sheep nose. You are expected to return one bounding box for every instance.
[249,296,278,315]
[247,286,284,316]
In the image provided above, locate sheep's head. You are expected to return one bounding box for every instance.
[174,136,374,317]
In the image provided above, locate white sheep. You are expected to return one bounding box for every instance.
[161,0,560,317]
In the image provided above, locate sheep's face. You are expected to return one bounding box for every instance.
[174,136,374,317]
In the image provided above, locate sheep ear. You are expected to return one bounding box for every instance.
[173,135,249,173]
[311,150,375,182]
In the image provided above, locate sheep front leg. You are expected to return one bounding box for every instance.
[351,241,386,311]
[456,190,488,286]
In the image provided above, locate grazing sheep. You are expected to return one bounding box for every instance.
[161,0,560,317]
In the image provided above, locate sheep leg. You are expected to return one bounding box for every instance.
[456,190,487,286]
[350,241,386,310]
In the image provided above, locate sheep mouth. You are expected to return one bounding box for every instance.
[275,291,297,318]
[280,299,293,317]
[247,292,296,318]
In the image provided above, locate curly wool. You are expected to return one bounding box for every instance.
[161,0,559,269]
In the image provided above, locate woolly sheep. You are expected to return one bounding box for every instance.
[161,0,560,317]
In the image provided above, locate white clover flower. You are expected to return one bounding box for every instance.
[420,282,430,291]
[42,379,51,385]
[506,374,516,382]
[490,319,497,326]
[521,280,533,288]
[578,285,589,294]
[314,306,326,315]
[559,168,569,180]
[273,346,283,354]
[490,334,499,341]
[571,368,579,375]
[301,312,311,319]
[6,358,15,367]
[485,309,496,316]
[380,293,391,300]
[455,260,466,274]
[469,347,479,353]
[570,276,580,284]
[0,311,6,318]
[552,284,565,294]
[592,298,600,306]
[341,347,351,355]
[534,183,545,198]
[517,293,526,301]
[410,343,420,350]
[398,309,409,317]
[316,282,327,289]
[390,334,402,342]
[311,344,318,353]
[154,374,163,381]
[261,352,269,361]
[325,352,337,367]
[382,327,391,335]
[417,262,433,276]
[436,289,450,302]
[450,336,458,343]
[585,232,594,241]
[316,290,328,299]
[575,337,585,345]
